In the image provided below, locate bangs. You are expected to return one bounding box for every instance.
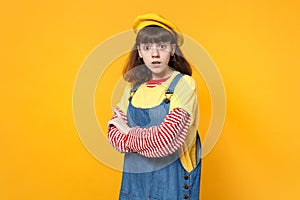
[136,26,175,44]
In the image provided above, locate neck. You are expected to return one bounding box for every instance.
[151,68,174,80]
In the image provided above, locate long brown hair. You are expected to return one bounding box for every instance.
[123,26,192,85]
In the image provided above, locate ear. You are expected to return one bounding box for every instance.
[171,44,176,56]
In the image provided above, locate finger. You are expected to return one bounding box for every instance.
[108,118,118,126]
[112,107,122,118]
[112,106,117,114]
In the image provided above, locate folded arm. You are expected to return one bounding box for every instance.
[108,107,191,158]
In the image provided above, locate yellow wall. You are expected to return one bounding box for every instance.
[1,0,300,199]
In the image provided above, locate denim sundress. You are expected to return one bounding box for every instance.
[120,74,201,200]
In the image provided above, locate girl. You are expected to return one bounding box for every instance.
[108,13,201,200]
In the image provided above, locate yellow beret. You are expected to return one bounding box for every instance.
[132,13,184,46]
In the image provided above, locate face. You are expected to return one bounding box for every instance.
[138,42,176,80]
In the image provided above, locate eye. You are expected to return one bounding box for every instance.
[143,45,151,51]
[159,44,167,49]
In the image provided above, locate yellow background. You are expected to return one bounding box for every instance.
[1,0,299,199]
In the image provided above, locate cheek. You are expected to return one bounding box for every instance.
[161,53,171,62]
[142,56,151,62]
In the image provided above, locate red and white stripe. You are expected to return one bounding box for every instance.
[108,107,191,158]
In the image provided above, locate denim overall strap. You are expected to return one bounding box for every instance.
[130,82,142,93]
[166,73,185,94]
[128,82,142,102]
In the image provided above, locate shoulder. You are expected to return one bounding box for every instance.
[170,74,199,122]
[124,82,133,92]
[120,82,133,98]
[116,81,132,113]
[177,74,197,91]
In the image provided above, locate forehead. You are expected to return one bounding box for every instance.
[140,41,171,45]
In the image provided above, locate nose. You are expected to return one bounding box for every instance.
[151,48,159,58]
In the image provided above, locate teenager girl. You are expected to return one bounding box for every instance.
[108,13,201,200]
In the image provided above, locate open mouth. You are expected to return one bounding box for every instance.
[152,61,161,64]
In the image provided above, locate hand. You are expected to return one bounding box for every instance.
[108,107,131,135]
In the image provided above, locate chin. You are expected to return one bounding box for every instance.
[150,69,163,74]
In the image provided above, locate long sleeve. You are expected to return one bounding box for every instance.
[108,108,131,153]
[108,107,191,158]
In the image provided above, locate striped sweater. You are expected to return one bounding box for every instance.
[108,107,191,158]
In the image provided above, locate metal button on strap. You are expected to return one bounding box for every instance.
[183,184,189,189]
[164,98,170,104]
[183,174,189,180]
[183,194,189,199]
